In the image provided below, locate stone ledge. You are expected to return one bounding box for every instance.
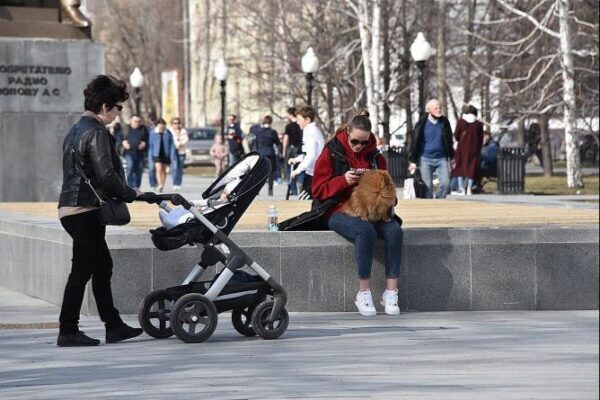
[0,210,598,313]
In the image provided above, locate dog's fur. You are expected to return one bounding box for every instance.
[340,170,397,222]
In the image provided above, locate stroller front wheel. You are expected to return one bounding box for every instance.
[231,306,257,337]
[171,293,218,343]
[251,301,289,340]
[138,289,174,339]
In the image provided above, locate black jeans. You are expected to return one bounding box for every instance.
[59,210,123,333]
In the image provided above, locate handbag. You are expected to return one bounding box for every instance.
[413,169,428,199]
[71,147,131,226]
[278,198,338,231]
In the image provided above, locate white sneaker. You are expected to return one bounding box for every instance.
[451,190,466,196]
[173,185,181,191]
[466,187,472,196]
[381,289,400,315]
[355,290,377,316]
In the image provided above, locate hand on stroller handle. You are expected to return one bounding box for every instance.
[137,192,194,209]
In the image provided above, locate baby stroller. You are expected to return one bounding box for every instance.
[136,153,288,343]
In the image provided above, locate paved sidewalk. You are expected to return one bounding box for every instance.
[0,287,598,400]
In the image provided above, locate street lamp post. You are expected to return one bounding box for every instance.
[301,47,319,106]
[215,58,229,142]
[410,32,432,116]
[129,67,144,116]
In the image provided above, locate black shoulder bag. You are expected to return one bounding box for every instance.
[71,147,131,226]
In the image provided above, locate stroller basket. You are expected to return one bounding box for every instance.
[150,221,206,251]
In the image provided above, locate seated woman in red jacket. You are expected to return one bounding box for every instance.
[312,115,403,316]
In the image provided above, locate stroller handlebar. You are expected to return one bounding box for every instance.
[136,193,194,210]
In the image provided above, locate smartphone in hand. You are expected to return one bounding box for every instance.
[352,168,368,176]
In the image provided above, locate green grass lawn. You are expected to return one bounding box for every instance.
[525,174,599,195]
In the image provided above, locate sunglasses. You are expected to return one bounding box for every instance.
[112,104,123,112]
[349,138,370,146]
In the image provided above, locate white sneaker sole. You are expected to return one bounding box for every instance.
[354,301,376,316]
[381,300,400,315]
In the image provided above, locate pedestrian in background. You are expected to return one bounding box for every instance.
[170,117,188,191]
[148,118,176,192]
[57,75,143,346]
[283,107,303,196]
[451,105,484,196]
[526,122,543,166]
[227,114,244,166]
[255,115,281,195]
[146,113,158,189]
[122,115,148,189]
[210,134,228,177]
[275,131,285,183]
[408,99,454,199]
[289,106,325,200]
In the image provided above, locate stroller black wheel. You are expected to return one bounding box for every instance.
[251,301,289,340]
[231,307,256,337]
[170,293,218,343]
[138,289,174,339]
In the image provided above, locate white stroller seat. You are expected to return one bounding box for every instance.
[158,156,259,231]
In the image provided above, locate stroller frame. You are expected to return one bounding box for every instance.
[137,153,288,343]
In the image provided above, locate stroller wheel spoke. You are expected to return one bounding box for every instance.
[148,311,159,318]
[159,319,166,330]
[188,322,197,334]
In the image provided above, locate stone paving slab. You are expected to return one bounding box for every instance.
[0,287,598,400]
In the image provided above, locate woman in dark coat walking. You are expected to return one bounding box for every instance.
[57,75,143,346]
[451,105,484,195]
[255,115,281,195]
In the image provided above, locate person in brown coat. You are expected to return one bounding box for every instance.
[451,105,484,195]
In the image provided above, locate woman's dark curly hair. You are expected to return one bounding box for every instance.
[83,75,129,113]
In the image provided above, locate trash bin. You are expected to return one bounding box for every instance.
[386,147,408,186]
[497,147,527,193]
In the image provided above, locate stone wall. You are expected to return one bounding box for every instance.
[1,210,598,314]
[0,38,104,201]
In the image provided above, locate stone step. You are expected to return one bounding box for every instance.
[0,6,58,22]
[0,20,89,40]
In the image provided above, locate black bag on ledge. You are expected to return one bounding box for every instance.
[278,198,338,231]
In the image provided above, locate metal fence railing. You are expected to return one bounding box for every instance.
[497,147,527,194]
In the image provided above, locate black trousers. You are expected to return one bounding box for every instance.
[59,210,123,333]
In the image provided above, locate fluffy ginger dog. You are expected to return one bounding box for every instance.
[340,170,397,222]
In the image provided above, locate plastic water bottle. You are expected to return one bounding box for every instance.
[267,205,279,232]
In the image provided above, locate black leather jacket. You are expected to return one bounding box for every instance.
[409,115,454,164]
[58,116,137,208]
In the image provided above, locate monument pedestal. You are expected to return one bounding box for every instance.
[0,37,104,201]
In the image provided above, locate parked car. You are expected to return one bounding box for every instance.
[184,126,218,166]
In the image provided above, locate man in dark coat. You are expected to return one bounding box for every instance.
[408,99,454,199]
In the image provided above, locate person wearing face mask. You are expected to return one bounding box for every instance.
[311,115,403,317]
[57,75,144,347]
[450,105,484,196]
[408,98,454,199]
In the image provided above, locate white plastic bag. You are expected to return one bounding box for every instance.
[403,178,416,200]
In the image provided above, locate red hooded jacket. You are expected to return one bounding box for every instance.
[311,128,387,215]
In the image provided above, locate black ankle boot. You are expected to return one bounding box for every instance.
[106,324,143,343]
[57,331,101,347]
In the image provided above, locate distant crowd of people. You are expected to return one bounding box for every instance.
[209,106,322,199]
[109,115,188,192]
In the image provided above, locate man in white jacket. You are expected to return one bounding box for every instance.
[289,106,325,199]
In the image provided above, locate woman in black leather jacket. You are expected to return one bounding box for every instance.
[56,75,143,347]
